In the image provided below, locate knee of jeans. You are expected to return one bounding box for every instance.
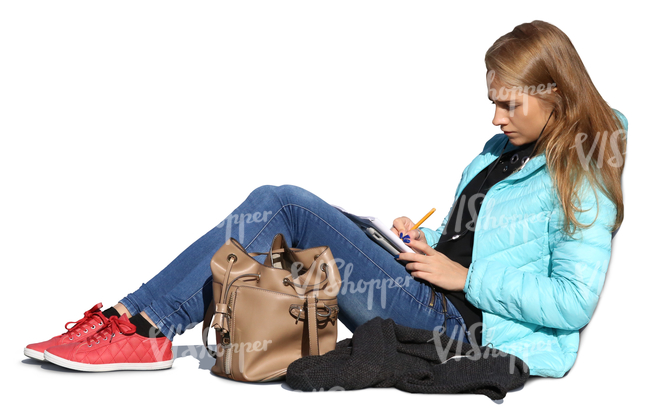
[250,184,312,206]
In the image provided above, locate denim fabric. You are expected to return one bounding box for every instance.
[119,185,470,344]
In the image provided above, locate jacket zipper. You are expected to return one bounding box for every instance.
[429,286,436,307]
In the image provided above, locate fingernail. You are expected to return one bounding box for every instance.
[399,232,403,239]
[394,255,400,259]
[403,237,410,244]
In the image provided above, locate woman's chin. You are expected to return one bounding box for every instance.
[507,136,519,145]
[507,135,532,146]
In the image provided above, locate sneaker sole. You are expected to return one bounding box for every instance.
[44,350,174,372]
[24,348,45,361]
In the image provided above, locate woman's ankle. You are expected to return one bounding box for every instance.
[113,302,132,318]
[140,311,158,329]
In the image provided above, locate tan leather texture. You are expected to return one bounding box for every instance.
[202,234,341,382]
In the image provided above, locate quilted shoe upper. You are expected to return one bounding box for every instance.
[24,303,109,359]
[45,314,173,370]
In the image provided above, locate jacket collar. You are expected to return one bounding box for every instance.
[486,135,547,183]
[455,135,550,200]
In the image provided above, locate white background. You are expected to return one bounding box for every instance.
[1,1,647,411]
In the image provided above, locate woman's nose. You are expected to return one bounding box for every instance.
[492,107,510,127]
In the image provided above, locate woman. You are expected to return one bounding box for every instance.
[24,20,627,378]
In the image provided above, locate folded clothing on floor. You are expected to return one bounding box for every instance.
[286,317,529,400]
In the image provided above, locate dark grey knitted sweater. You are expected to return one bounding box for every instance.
[286,317,529,400]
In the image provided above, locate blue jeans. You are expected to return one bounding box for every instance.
[119,185,470,344]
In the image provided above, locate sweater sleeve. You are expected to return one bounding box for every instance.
[463,183,616,331]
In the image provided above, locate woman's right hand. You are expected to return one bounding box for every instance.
[392,216,422,242]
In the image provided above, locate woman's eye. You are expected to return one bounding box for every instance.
[490,101,519,111]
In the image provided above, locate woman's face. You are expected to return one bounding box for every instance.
[487,78,556,146]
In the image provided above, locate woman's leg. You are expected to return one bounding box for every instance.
[120,185,469,342]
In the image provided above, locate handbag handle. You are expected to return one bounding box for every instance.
[283,262,332,297]
[202,299,219,358]
[305,295,320,356]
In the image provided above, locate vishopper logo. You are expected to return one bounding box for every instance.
[442,193,485,235]
[173,339,274,375]
[570,258,610,298]
[441,194,550,246]
[286,256,410,310]
[336,258,411,311]
[288,256,342,297]
[213,339,273,356]
[486,69,556,116]
[216,210,274,243]
[428,323,530,375]
[176,344,223,360]
[571,129,627,170]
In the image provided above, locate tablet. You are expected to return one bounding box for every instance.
[332,205,414,254]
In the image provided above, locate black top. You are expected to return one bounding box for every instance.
[433,139,538,345]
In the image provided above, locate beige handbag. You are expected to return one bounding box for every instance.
[202,234,341,382]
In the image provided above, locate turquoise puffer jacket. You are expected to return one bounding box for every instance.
[421,111,627,377]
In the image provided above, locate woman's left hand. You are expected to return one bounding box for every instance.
[398,237,469,291]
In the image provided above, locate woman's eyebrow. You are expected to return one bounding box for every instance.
[487,95,522,104]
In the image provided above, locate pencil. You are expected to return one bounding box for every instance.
[410,207,436,231]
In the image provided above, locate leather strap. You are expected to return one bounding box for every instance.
[218,257,236,306]
[247,248,286,258]
[202,299,218,358]
[306,295,320,356]
[210,257,236,335]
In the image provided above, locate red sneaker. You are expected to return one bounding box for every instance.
[24,303,109,361]
[44,314,174,372]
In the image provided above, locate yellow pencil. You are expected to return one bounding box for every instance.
[410,207,436,231]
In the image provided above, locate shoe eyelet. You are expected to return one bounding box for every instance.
[84,329,88,333]
[69,337,74,341]
[99,322,103,326]
[88,344,92,347]
[76,333,81,337]
[96,340,100,344]
[91,325,96,329]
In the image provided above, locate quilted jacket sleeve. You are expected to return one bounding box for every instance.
[464,183,617,331]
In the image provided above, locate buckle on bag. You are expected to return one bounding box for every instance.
[289,303,338,322]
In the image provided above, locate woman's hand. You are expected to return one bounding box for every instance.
[397,237,469,291]
[391,217,422,242]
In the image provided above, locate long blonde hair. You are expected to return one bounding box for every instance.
[485,20,626,237]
